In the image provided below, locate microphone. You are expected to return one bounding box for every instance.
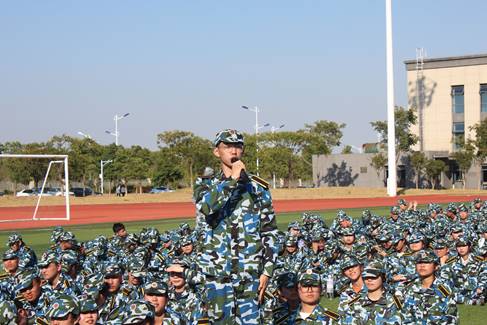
[230,158,250,183]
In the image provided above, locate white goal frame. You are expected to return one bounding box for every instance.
[0,154,70,222]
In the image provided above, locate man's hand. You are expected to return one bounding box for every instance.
[231,160,246,180]
[258,274,270,303]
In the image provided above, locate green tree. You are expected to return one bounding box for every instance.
[410,151,427,189]
[370,152,387,186]
[341,145,353,154]
[151,149,184,188]
[424,159,447,189]
[451,146,475,189]
[468,117,487,161]
[371,106,418,163]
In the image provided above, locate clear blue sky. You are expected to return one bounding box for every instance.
[1,1,486,150]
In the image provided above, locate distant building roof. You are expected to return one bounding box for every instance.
[404,53,487,71]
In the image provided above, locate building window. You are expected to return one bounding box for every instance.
[452,122,465,150]
[481,84,487,112]
[452,85,464,114]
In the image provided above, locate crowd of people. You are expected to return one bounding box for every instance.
[0,197,485,324]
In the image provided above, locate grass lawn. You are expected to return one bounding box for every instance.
[0,204,485,323]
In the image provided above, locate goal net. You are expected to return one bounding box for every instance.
[0,154,71,223]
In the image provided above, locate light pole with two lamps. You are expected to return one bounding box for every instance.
[105,113,130,146]
[241,105,269,175]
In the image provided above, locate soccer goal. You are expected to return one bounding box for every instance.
[0,154,71,222]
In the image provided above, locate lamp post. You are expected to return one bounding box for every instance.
[105,113,130,146]
[385,0,397,196]
[241,105,269,175]
[100,160,113,195]
[270,124,285,133]
[77,131,92,140]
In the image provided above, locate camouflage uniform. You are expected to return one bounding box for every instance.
[194,129,279,324]
[143,280,183,325]
[98,263,130,324]
[337,256,367,319]
[45,294,80,322]
[14,269,51,325]
[0,300,17,325]
[7,233,37,270]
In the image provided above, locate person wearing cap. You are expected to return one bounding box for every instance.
[261,272,299,325]
[15,268,51,324]
[98,263,129,323]
[77,299,100,325]
[0,249,21,299]
[38,250,79,298]
[278,235,305,274]
[337,255,367,319]
[165,259,205,324]
[337,227,370,265]
[445,203,458,223]
[398,250,458,324]
[432,238,455,266]
[121,300,155,325]
[6,232,37,270]
[120,259,146,301]
[193,129,279,324]
[58,232,79,253]
[46,294,80,325]
[440,237,485,305]
[143,280,182,325]
[178,236,196,265]
[342,261,402,324]
[289,269,339,324]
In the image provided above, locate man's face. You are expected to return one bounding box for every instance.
[451,232,463,240]
[20,278,42,302]
[285,245,297,254]
[364,276,383,291]
[49,314,76,325]
[381,240,392,250]
[144,294,167,316]
[416,262,437,278]
[290,228,300,237]
[311,240,324,252]
[343,265,362,282]
[390,213,398,220]
[169,271,185,289]
[409,241,424,252]
[41,262,60,283]
[128,272,141,286]
[78,311,98,325]
[10,242,20,252]
[181,243,193,255]
[434,247,448,258]
[456,245,470,257]
[3,258,19,273]
[104,275,122,293]
[60,241,73,251]
[341,235,355,245]
[297,284,321,305]
[116,228,128,238]
[459,211,468,219]
[163,241,172,249]
[213,143,243,167]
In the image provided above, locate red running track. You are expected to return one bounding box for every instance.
[0,194,485,230]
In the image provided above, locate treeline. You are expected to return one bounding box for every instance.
[0,120,346,192]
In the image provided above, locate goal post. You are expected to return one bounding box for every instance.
[0,154,70,222]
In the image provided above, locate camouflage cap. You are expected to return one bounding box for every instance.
[213,129,244,147]
[390,206,400,214]
[16,268,39,292]
[169,257,190,268]
[432,238,448,249]
[83,272,106,297]
[2,249,18,260]
[407,232,425,244]
[377,232,391,242]
[479,223,487,233]
[298,269,321,287]
[362,261,384,279]
[287,221,300,230]
[0,300,17,325]
[38,250,60,268]
[277,272,298,288]
[122,300,155,324]
[285,236,298,246]
[104,263,122,277]
[47,295,80,319]
[59,231,76,242]
[180,236,193,246]
[160,233,171,243]
[79,298,98,313]
[398,198,407,206]
[339,227,355,236]
[451,224,464,233]
[60,250,78,269]
[50,226,64,244]
[340,255,361,271]
[458,204,468,212]
[473,197,482,204]
[455,236,471,247]
[128,260,146,278]
[144,280,168,296]
[391,232,404,245]
[446,203,457,213]
[415,250,439,264]
[6,233,21,246]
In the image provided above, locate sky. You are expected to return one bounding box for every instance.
[1,1,487,151]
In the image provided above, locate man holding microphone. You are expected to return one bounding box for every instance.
[193,129,279,324]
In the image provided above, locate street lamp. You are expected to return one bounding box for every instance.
[100,160,113,195]
[241,105,270,175]
[77,131,92,140]
[106,113,130,146]
[270,124,285,133]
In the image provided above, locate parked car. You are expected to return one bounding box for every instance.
[46,187,74,196]
[0,191,4,197]
[16,189,38,197]
[149,186,174,194]
[71,187,94,197]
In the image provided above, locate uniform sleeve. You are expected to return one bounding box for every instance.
[193,177,238,216]
[259,189,279,277]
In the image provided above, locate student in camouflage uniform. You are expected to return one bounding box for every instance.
[289,269,339,324]
[342,261,402,324]
[45,294,80,325]
[337,256,366,319]
[78,299,100,325]
[38,251,80,299]
[261,272,299,325]
[6,233,37,270]
[193,129,279,324]
[0,250,21,300]
[15,268,51,324]
[398,250,458,324]
[143,279,182,325]
[98,263,130,323]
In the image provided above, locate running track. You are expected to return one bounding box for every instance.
[0,194,485,230]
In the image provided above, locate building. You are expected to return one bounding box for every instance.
[313,53,487,189]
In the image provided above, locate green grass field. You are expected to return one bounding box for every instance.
[1,204,486,323]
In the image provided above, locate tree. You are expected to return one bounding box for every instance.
[151,149,184,188]
[341,145,353,154]
[302,120,346,162]
[410,151,427,189]
[451,146,475,189]
[370,153,387,186]
[371,106,418,163]
[424,159,447,189]
[468,117,487,162]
